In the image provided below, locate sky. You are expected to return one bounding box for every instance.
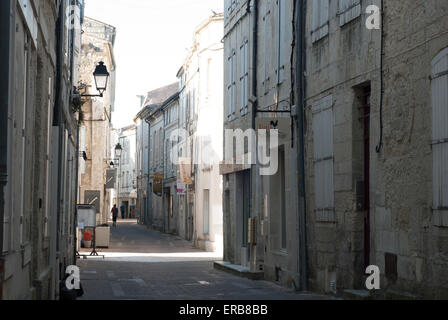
[84,0,223,129]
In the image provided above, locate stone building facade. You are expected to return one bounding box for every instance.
[116,125,137,219]
[222,0,303,287]
[304,0,448,298]
[179,14,225,252]
[135,108,150,226]
[220,0,448,299]
[78,16,116,225]
[134,14,225,252]
[135,83,179,231]
[148,106,166,231]
[0,0,83,299]
[162,94,180,235]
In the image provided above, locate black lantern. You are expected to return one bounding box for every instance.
[93,61,110,97]
[114,143,123,159]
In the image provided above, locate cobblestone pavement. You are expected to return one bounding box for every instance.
[77,220,332,300]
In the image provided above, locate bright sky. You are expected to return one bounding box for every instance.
[84,0,223,129]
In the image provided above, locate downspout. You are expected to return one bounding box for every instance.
[296,0,308,291]
[249,0,258,271]
[72,1,82,265]
[52,1,66,299]
[0,0,14,300]
[375,0,384,153]
[250,0,258,132]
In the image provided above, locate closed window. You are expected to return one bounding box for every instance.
[431,48,448,226]
[228,50,236,118]
[159,128,163,165]
[312,95,335,222]
[240,40,249,114]
[278,0,286,83]
[45,78,53,238]
[263,5,271,94]
[338,0,361,26]
[312,0,329,43]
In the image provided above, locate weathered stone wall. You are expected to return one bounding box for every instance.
[371,0,448,298]
[2,0,80,299]
[149,112,165,231]
[304,0,448,298]
[223,0,301,288]
[304,0,383,294]
[79,17,116,225]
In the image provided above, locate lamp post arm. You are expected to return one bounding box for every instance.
[72,93,104,99]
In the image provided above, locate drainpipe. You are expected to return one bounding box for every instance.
[52,0,67,300]
[250,0,258,272]
[72,1,82,265]
[296,0,308,291]
[0,0,14,300]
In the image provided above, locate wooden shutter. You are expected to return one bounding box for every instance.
[312,0,329,43]
[431,48,448,226]
[278,0,286,83]
[228,51,236,116]
[240,41,248,113]
[312,95,335,222]
[338,0,361,26]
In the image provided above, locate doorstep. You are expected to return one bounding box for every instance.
[213,261,264,281]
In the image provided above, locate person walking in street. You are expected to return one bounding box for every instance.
[120,204,126,220]
[111,204,118,227]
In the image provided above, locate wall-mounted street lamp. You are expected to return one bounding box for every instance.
[114,143,123,159]
[105,144,123,168]
[92,62,110,97]
[104,143,123,167]
[73,61,110,99]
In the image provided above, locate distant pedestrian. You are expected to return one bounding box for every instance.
[120,204,126,219]
[111,205,118,227]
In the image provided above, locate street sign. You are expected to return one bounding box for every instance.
[84,190,101,214]
[153,173,163,195]
[255,116,291,144]
[106,169,117,189]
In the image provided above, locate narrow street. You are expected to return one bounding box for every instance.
[77,220,329,300]
[2,0,447,304]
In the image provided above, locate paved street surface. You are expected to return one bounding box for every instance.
[77,220,331,300]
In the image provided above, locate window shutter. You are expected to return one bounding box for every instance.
[431,48,448,226]
[240,44,245,110]
[312,0,329,43]
[278,0,286,83]
[338,0,361,26]
[231,52,236,115]
[240,41,249,113]
[312,95,335,222]
[263,5,271,93]
[244,42,248,111]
